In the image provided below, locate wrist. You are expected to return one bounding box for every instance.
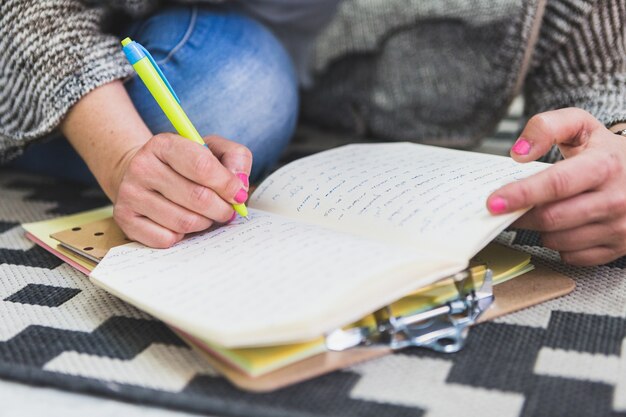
[61,80,151,201]
[107,144,142,202]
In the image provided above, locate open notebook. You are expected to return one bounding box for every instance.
[23,143,576,391]
[89,143,551,348]
[24,209,543,377]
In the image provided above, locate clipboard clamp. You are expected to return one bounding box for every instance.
[325,267,494,353]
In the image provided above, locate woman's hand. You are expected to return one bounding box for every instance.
[60,81,252,249]
[113,134,252,248]
[487,108,626,266]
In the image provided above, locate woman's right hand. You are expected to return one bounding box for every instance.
[61,81,251,248]
[113,133,252,248]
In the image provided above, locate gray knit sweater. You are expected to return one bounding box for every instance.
[304,0,626,148]
[1,0,625,164]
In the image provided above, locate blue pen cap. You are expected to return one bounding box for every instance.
[121,37,181,104]
[121,38,144,65]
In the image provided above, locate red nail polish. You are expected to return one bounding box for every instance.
[489,196,508,214]
[511,138,531,156]
[237,173,249,188]
[234,188,248,204]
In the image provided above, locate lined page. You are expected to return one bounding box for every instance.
[250,143,549,257]
[90,209,459,347]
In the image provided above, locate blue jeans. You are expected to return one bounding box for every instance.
[10,5,299,184]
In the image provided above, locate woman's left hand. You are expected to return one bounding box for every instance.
[487,107,626,266]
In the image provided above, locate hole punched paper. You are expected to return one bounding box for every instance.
[90,143,549,349]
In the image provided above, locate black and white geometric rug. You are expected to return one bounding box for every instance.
[1,127,626,416]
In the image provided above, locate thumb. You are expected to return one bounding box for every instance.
[510,108,604,162]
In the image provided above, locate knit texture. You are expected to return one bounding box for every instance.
[303,0,626,147]
[525,0,626,127]
[0,0,220,165]
[0,1,133,164]
[1,0,625,163]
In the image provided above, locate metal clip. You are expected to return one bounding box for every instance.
[325,267,494,353]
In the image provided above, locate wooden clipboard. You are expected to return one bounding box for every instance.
[173,264,573,392]
[50,217,575,392]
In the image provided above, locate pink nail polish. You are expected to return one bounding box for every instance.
[237,173,249,188]
[227,211,237,224]
[489,196,508,214]
[511,138,531,156]
[234,188,248,204]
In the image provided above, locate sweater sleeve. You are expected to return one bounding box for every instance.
[0,0,135,164]
[524,0,626,128]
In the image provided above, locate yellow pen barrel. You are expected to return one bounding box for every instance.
[132,58,205,146]
[128,47,248,218]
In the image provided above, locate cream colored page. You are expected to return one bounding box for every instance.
[250,143,549,257]
[90,209,459,347]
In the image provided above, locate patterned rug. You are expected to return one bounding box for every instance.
[1,121,626,416]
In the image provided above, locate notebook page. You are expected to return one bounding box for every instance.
[90,209,461,347]
[250,143,549,258]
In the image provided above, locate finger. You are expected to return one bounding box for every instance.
[512,189,625,231]
[541,223,616,252]
[143,161,235,223]
[560,246,623,266]
[510,108,604,162]
[205,135,253,188]
[487,150,613,214]
[150,133,248,204]
[114,206,183,249]
[129,188,214,235]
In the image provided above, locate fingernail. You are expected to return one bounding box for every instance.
[234,188,248,204]
[488,196,508,214]
[511,138,531,156]
[227,211,237,224]
[237,173,249,188]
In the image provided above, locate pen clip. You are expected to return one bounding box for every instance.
[137,43,181,105]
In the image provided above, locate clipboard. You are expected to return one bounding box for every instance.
[173,261,572,392]
[47,216,574,392]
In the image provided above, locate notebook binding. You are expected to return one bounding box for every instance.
[325,267,494,353]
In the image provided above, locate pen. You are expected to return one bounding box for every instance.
[120,37,249,219]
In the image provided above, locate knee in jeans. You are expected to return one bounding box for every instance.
[127,9,299,179]
[232,61,299,179]
[195,18,299,179]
